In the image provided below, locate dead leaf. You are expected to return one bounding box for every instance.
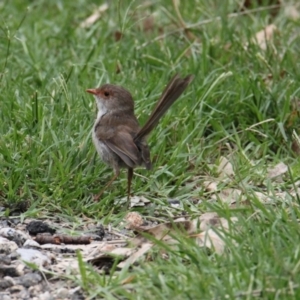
[284,5,300,20]
[196,212,220,231]
[253,191,273,203]
[203,181,218,192]
[193,214,238,254]
[86,243,117,260]
[252,24,277,51]
[267,162,288,179]
[253,190,290,203]
[133,213,238,255]
[117,243,153,268]
[212,188,244,204]
[87,247,136,269]
[194,229,226,254]
[80,4,109,28]
[121,275,136,285]
[40,240,127,261]
[51,257,79,274]
[141,220,196,239]
[50,244,134,274]
[114,31,123,41]
[289,187,300,199]
[143,15,155,32]
[217,156,234,178]
[196,212,238,231]
[130,219,196,247]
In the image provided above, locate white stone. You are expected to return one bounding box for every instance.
[16,248,51,267]
[0,237,18,254]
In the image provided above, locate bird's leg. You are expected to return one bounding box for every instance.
[124,167,134,209]
[93,169,120,201]
[127,168,133,204]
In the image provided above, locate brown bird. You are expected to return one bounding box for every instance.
[86,74,193,201]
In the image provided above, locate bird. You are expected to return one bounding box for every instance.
[86,73,194,202]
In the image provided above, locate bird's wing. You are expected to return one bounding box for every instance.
[95,124,142,168]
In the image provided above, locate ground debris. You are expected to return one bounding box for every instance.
[35,234,92,245]
[26,220,56,235]
[0,216,123,298]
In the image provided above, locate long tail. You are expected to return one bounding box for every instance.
[134,74,194,141]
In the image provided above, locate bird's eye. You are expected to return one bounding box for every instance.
[104,91,110,97]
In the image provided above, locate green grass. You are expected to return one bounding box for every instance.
[1,0,300,298]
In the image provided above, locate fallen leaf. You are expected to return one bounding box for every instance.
[203,181,218,192]
[114,31,123,41]
[196,212,238,231]
[51,257,79,274]
[194,229,226,254]
[143,15,155,32]
[193,214,238,254]
[141,220,195,239]
[130,219,196,247]
[196,212,220,231]
[253,190,290,203]
[87,247,136,268]
[267,162,288,179]
[252,24,277,51]
[117,243,153,268]
[80,4,109,28]
[86,243,117,260]
[121,275,136,285]
[135,213,238,255]
[217,156,234,178]
[212,188,244,204]
[284,5,300,20]
[253,191,273,203]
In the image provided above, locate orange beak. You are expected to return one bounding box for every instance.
[86,89,97,95]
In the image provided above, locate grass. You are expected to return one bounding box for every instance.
[1,0,300,298]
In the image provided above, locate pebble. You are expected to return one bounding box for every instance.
[55,287,69,299]
[14,263,26,276]
[0,294,11,300]
[0,254,11,265]
[16,248,51,267]
[0,228,29,246]
[7,217,21,226]
[0,237,18,254]
[0,278,14,289]
[24,239,41,248]
[15,272,42,288]
[38,291,53,300]
[28,283,42,294]
[0,265,22,277]
[8,284,29,299]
